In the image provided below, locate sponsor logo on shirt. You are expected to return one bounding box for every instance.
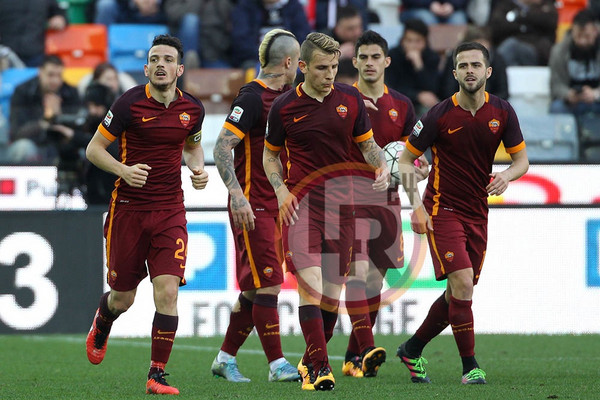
[488,118,500,134]
[142,116,158,122]
[179,112,191,128]
[389,108,398,122]
[293,114,308,123]
[103,110,113,127]
[228,106,244,122]
[412,120,423,137]
[447,126,463,134]
[336,104,348,119]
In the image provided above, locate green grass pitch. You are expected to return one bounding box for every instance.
[2,333,599,399]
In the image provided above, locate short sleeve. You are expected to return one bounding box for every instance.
[406,110,438,157]
[223,88,262,139]
[98,95,130,142]
[501,104,526,154]
[352,90,373,143]
[265,99,285,151]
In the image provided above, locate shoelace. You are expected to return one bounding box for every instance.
[152,372,171,386]
[465,368,486,380]
[278,362,299,375]
[412,357,428,376]
[93,329,108,349]
[225,360,246,380]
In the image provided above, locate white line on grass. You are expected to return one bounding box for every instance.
[22,335,346,360]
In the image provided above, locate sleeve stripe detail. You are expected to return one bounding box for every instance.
[405,140,424,157]
[505,141,526,154]
[223,121,246,139]
[264,140,282,152]
[98,124,117,141]
[354,129,373,143]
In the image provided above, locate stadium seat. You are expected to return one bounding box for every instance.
[60,0,92,24]
[63,67,93,87]
[368,23,404,47]
[582,144,600,161]
[45,24,107,68]
[108,24,169,73]
[183,68,246,114]
[0,68,39,118]
[428,24,467,56]
[507,66,551,117]
[518,113,579,161]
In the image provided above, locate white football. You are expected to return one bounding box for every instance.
[382,140,405,185]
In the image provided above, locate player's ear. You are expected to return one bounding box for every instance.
[177,64,184,77]
[144,64,149,78]
[299,59,308,74]
[384,56,391,68]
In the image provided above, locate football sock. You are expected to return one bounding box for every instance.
[96,292,118,333]
[253,294,284,363]
[408,292,450,356]
[299,305,328,371]
[321,302,339,343]
[221,293,254,356]
[149,312,178,378]
[347,292,380,357]
[148,361,166,379]
[461,356,479,375]
[346,280,374,353]
[449,296,475,358]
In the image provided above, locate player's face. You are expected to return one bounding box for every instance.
[285,43,301,86]
[145,45,183,91]
[300,50,339,97]
[353,44,390,84]
[453,49,491,95]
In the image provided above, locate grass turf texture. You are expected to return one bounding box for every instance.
[2,333,599,399]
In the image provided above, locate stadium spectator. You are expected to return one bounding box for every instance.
[489,0,558,66]
[77,62,138,98]
[210,28,301,384]
[230,0,311,69]
[549,9,600,115]
[341,29,429,379]
[0,45,26,71]
[395,41,528,386]
[0,0,67,67]
[438,25,509,100]
[7,55,82,163]
[263,32,390,391]
[335,57,358,84]
[386,19,440,115]
[94,0,201,68]
[84,35,209,395]
[313,0,369,32]
[198,0,235,68]
[399,0,469,25]
[329,5,364,59]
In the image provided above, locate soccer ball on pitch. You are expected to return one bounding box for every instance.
[382,140,406,185]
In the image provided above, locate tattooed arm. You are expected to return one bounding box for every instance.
[357,136,391,192]
[213,127,255,230]
[263,145,298,226]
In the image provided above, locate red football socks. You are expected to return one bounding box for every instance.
[221,293,254,356]
[253,294,284,363]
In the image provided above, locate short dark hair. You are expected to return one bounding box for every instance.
[573,9,598,27]
[453,41,490,68]
[84,82,116,109]
[92,62,117,81]
[403,19,428,39]
[336,5,360,24]
[40,54,64,68]
[355,30,389,56]
[149,34,184,63]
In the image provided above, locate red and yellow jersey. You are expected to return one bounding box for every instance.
[265,82,373,221]
[98,84,204,210]
[406,92,525,223]
[222,79,289,216]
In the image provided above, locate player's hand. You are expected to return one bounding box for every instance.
[230,190,256,230]
[410,205,432,234]
[373,167,391,191]
[415,155,430,181]
[122,164,151,188]
[190,168,209,190]
[487,172,510,196]
[276,186,299,226]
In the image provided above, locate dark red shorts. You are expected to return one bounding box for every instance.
[426,214,487,284]
[283,206,354,285]
[104,207,188,291]
[352,203,404,269]
[230,214,284,291]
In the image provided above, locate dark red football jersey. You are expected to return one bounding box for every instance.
[222,79,289,217]
[349,84,416,205]
[406,92,525,222]
[98,84,205,210]
[265,83,373,221]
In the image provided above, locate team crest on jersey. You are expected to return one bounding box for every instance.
[444,251,454,263]
[229,106,244,122]
[103,110,113,127]
[412,120,423,137]
[263,266,274,278]
[179,112,190,127]
[336,104,348,119]
[389,108,398,122]
[285,250,293,261]
[488,118,500,134]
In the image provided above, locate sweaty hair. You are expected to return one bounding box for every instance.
[149,34,184,63]
[258,28,297,68]
[40,54,64,68]
[300,32,340,65]
[453,41,490,68]
[355,30,389,57]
